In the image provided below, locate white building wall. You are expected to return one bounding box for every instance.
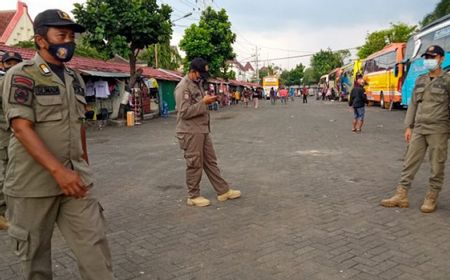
[5,14,33,45]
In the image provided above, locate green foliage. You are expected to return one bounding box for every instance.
[279,64,305,86]
[357,23,417,59]
[259,65,276,80]
[228,70,236,80]
[259,67,269,81]
[179,7,236,78]
[140,43,182,70]
[302,68,317,85]
[75,41,109,60]
[73,0,173,74]
[310,49,344,81]
[14,40,34,49]
[422,0,450,26]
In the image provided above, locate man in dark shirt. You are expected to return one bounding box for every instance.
[348,75,367,133]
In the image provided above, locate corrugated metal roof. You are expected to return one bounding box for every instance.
[0,44,182,82]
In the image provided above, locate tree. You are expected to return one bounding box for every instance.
[179,7,236,78]
[280,64,305,86]
[139,43,182,70]
[302,68,317,85]
[73,0,173,76]
[357,23,417,59]
[259,67,269,81]
[422,0,450,26]
[310,49,344,81]
[14,40,34,49]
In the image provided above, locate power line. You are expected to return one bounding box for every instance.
[242,47,360,64]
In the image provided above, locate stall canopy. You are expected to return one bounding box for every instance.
[79,70,130,78]
[0,44,131,77]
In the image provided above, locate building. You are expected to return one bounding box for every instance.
[229,59,255,82]
[0,44,182,118]
[0,1,33,45]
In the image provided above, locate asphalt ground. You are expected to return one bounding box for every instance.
[1,97,450,280]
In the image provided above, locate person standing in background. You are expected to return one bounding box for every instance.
[348,75,367,133]
[252,87,259,109]
[302,85,308,104]
[175,58,241,207]
[0,52,23,231]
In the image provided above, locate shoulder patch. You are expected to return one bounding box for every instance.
[9,75,34,106]
[12,75,34,89]
[10,87,32,106]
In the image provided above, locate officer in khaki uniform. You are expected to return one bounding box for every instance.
[0,52,23,230]
[175,58,241,207]
[381,45,450,213]
[2,10,114,279]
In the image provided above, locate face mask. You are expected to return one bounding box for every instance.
[424,59,439,72]
[200,71,210,82]
[48,42,76,62]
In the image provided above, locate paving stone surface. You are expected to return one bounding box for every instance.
[1,98,450,279]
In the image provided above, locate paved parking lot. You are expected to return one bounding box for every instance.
[1,98,450,280]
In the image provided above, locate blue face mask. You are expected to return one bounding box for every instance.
[48,42,76,62]
[423,59,439,72]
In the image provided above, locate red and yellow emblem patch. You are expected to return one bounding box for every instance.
[9,75,34,106]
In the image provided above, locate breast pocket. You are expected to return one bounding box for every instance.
[34,95,63,123]
[431,87,447,103]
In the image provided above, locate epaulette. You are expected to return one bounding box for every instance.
[19,60,35,69]
[417,73,428,80]
[4,60,34,74]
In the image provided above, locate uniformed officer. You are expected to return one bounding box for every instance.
[381,45,450,213]
[2,10,114,279]
[0,51,23,231]
[175,58,241,207]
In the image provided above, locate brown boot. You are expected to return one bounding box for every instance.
[420,190,439,213]
[0,215,9,230]
[380,186,409,208]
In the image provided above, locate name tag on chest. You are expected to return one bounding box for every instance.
[35,86,60,96]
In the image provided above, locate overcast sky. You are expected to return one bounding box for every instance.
[2,0,440,69]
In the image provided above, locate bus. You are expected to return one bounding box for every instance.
[400,15,450,107]
[262,76,279,99]
[328,68,341,96]
[318,74,329,92]
[339,59,363,101]
[363,43,406,109]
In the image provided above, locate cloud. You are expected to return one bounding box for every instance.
[3,0,440,70]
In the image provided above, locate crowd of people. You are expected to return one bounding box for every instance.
[206,86,264,110]
[269,86,310,105]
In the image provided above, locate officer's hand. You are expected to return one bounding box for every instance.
[203,95,218,105]
[54,168,88,199]
[405,128,412,143]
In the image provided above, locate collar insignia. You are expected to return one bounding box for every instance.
[39,64,51,75]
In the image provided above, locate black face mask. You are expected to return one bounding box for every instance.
[48,42,76,62]
[200,71,210,82]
